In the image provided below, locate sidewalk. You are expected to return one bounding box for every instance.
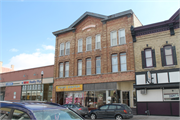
[86,115,180,120]
[132,115,180,120]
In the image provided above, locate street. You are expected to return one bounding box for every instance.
[86,115,180,120]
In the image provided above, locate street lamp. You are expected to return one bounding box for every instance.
[41,71,44,101]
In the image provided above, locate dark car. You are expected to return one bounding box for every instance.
[0,101,84,120]
[89,103,133,120]
[63,104,88,117]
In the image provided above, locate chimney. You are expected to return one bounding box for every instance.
[11,65,14,70]
[0,61,2,73]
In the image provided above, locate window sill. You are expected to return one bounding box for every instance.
[94,48,101,51]
[144,67,155,70]
[77,52,83,53]
[55,70,134,79]
[110,43,126,47]
[85,50,92,52]
[163,65,176,68]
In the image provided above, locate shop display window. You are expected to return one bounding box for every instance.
[95,91,106,108]
[163,89,179,101]
[64,92,84,105]
[84,91,95,108]
[21,84,52,101]
[21,91,26,100]
[26,91,31,100]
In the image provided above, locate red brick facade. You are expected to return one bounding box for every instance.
[53,10,142,107]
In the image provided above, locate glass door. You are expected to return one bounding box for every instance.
[122,91,130,106]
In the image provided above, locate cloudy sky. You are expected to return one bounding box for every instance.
[1,0,179,70]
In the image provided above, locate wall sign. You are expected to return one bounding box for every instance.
[56,84,83,92]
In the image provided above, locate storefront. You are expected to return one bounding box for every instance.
[56,82,124,109]
[0,78,53,102]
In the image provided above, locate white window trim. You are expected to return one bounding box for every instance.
[118,29,126,45]
[78,60,82,76]
[95,34,101,49]
[120,53,127,71]
[86,58,91,75]
[96,57,101,74]
[86,36,92,51]
[65,42,70,55]
[65,62,69,77]
[110,31,117,46]
[78,39,83,52]
[60,43,64,56]
[112,54,118,72]
[59,63,63,78]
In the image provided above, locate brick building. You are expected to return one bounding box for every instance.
[0,61,14,73]
[52,9,142,109]
[132,9,180,116]
[0,65,54,101]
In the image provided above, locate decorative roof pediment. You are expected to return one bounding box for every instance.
[53,9,133,36]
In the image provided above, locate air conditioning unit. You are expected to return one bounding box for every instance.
[141,89,147,94]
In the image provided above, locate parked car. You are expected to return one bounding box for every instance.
[63,104,88,117]
[0,101,85,120]
[88,103,133,120]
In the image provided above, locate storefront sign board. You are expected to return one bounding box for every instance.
[56,84,83,92]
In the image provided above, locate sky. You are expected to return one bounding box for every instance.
[0,0,179,71]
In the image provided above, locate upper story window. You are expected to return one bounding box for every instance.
[78,60,82,76]
[86,37,92,51]
[164,46,173,65]
[120,53,127,71]
[141,48,156,68]
[78,39,83,52]
[65,42,70,55]
[112,54,118,72]
[59,63,63,78]
[96,57,101,74]
[118,29,126,45]
[110,31,117,46]
[65,62,69,77]
[145,49,153,67]
[60,43,64,56]
[95,34,101,49]
[161,45,177,66]
[86,58,91,75]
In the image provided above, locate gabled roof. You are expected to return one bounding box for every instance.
[53,9,133,36]
[69,12,107,28]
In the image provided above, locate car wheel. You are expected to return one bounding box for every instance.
[90,113,96,120]
[115,115,122,120]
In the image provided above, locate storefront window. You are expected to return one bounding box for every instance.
[21,84,45,101]
[37,91,41,101]
[21,91,26,100]
[95,91,106,108]
[34,85,37,90]
[26,91,31,100]
[108,90,120,103]
[163,89,179,101]
[84,91,95,108]
[32,91,37,100]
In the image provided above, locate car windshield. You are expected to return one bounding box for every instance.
[32,108,83,120]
